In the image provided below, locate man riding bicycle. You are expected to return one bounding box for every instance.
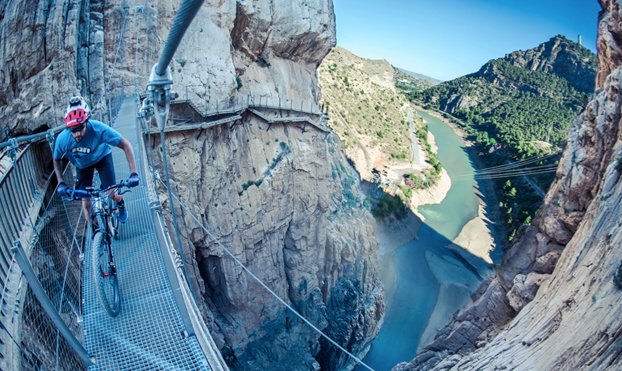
[53,96,139,229]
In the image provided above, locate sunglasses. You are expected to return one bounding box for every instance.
[69,123,86,133]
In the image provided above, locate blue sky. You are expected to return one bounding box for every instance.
[333,0,601,81]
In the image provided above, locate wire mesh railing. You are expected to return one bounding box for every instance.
[0,138,92,371]
[0,140,53,289]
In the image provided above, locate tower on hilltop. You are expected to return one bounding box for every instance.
[579,34,582,45]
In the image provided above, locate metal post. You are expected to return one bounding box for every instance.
[12,241,96,366]
[108,97,112,123]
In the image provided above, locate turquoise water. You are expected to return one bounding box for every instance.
[353,110,482,371]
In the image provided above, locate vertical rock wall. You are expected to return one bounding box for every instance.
[149,119,383,370]
[0,0,120,134]
[140,1,382,370]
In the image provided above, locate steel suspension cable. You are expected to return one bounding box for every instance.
[474,169,557,179]
[155,0,205,76]
[155,177,376,371]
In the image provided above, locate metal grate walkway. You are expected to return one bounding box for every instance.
[82,98,210,370]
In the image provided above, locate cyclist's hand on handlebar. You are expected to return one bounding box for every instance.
[57,182,70,197]
[128,172,139,188]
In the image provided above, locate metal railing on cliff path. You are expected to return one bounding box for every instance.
[139,90,330,135]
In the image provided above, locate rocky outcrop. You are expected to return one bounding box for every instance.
[145,1,383,371]
[394,1,622,370]
[151,121,383,371]
[503,35,597,93]
[0,0,112,135]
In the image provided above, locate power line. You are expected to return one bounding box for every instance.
[452,153,560,177]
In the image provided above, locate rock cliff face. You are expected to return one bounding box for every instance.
[0,0,109,134]
[151,121,383,371]
[394,1,622,370]
[144,1,384,371]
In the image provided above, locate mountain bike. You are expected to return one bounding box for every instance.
[63,181,131,317]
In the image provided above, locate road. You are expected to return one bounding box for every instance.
[409,107,420,164]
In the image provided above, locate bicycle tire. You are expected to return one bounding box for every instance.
[91,231,121,317]
[107,198,120,240]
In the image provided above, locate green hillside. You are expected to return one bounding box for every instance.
[400,35,596,239]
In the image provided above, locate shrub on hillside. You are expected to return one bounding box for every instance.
[373,194,408,220]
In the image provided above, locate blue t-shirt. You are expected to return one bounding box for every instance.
[53,120,122,169]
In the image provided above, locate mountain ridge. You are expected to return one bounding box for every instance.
[396,67,442,85]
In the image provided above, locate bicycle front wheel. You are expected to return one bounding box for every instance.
[107,199,120,240]
[91,231,121,317]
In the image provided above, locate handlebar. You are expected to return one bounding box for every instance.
[62,181,131,202]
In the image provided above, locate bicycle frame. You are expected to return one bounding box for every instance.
[62,181,130,317]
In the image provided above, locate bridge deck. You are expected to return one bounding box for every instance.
[82,99,210,370]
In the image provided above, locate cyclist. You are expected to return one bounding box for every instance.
[53,96,139,229]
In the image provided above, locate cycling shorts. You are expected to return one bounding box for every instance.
[75,153,116,192]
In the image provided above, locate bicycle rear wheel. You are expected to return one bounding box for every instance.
[91,231,121,317]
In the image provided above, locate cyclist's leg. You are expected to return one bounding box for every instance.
[96,154,128,223]
[95,154,121,203]
[75,165,95,225]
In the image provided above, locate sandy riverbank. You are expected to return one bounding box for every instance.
[410,167,451,213]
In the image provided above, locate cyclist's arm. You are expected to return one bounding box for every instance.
[117,138,137,174]
[53,158,65,184]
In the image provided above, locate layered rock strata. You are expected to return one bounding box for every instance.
[0,0,113,134]
[394,1,622,370]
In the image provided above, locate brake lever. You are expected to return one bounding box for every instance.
[62,190,75,202]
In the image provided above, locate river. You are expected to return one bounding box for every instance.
[353,109,498,371]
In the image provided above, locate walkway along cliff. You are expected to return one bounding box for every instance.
[395,1,622,369]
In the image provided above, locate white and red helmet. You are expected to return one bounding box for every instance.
[64,96,91,128]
